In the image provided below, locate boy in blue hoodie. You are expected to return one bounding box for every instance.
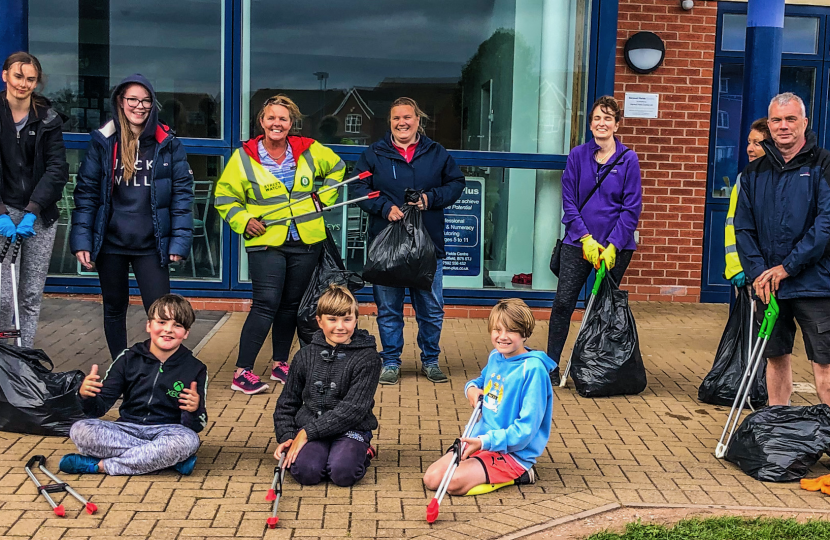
[423,298,555,495]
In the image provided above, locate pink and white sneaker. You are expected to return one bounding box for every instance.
[271,361,290,384]
[231,369,269,395]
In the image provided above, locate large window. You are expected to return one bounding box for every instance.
[28,0,224,138]
[242,0,592,155]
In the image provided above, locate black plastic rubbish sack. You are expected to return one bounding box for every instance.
[570,275,647,398]
[698,287,767,408]
[362,205,437,291]
[297,234,365,344]
[0,344,87,436]
[725,404,830,482]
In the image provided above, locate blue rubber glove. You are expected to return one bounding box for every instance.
[0,214,15,241]
[16,212,37,239]
[730,271,746,288]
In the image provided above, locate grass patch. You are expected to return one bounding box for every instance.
[587,516,830,539]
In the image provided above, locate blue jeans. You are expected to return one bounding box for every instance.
[373,260,444,368]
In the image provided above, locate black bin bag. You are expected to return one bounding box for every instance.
[699,287,767,407]
[0,344,87,436]
[362,205,437,291]
[726,405,830,482]
[570,275,647,398]
[297,233,365,344]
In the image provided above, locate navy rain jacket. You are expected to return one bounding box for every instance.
[70,74,194,266]
[735,131,830,299]
[352,132,465,258]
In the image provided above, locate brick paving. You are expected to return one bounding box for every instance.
[2,301,830,539]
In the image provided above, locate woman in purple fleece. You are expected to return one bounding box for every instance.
[547,96,643,385]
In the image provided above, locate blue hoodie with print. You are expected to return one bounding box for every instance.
[464,349,556,470]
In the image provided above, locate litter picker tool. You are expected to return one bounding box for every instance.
[426,395,484,524]
[25,455,97,516]
[265,454,287,528]
[559,261,606,388]
[0,238,21,345]
[243,171,373,239]
[257,191,380,229]
[715,293,779,459]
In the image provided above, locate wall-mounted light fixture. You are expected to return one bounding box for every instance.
[624,32,666,74]
[681,0,694,10]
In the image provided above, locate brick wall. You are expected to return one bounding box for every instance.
[614,0,718,302]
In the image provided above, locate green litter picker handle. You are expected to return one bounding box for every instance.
[590,261,607,296]
[758,293,779,340]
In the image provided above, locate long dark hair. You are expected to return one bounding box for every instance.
[2,52,47,112]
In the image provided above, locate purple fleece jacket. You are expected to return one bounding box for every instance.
[561,138,642,250]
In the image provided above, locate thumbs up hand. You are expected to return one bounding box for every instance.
[178,381,200,412]
[79,364,103,398]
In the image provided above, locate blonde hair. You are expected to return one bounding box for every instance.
[116,83,152,181]
[257,94,303,135]
[487,298,535,339]
[389,97,428,135]
[316,284,359,318]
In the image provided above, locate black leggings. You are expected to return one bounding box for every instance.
[96,252,170,359]
[237,241,322,370]
[547,243,634,368]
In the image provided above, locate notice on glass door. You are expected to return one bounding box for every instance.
[443,178,484,288]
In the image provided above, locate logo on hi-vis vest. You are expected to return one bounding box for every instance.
[167,380,185,398]
[300,176,311,187]
[262,181,284,193]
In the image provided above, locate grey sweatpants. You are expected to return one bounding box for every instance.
[0,208,58,348]
[69,419,201,476]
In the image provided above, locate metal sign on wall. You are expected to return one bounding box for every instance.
[443,178,484,288]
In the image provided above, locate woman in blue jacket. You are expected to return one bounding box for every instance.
[353,97,465,386]
[547,96,642,385]
[71,74,194,359]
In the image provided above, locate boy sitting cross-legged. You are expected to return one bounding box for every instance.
[273,284,381,487]
[60,294,208,476]
[423,298,555,496]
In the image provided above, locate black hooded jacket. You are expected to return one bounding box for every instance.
[80,340,209,433]
[273,329,381,443]
[0,93,68,226]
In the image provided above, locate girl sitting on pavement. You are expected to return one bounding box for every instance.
[59,294,207,476]
[273,284,381,487]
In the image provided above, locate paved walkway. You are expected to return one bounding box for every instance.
[2,301,829,539]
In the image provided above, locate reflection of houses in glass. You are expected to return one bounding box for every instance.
[251,78,461,148]
[713,66,742,198]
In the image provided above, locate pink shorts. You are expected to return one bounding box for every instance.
[471,451,525,484]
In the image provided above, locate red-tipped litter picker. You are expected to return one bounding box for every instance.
[25,455,97,516]
[426,395,484,524]
[266,454,287,528]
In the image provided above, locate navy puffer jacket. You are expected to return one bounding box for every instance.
[735,131,830,299]
[70,74,193,265]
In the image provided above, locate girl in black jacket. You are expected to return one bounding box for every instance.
[0,52,68,347]
[273,285,381,487]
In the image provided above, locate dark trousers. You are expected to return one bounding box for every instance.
[237,242,322,370]
[547,243,634,367]
[289,433,371,487]
[96,252,170,360]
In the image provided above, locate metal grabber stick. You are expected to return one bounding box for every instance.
[9,238,23,346]
[25,455,97,516]
[715,293,779,459]
[259,191,381,228]
[560,261,607,388]
[0,238,21,343]
[266,454,287,528]
[426,395,484,524]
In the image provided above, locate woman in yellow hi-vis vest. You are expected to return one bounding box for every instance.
[215,95,346,394]
[725,118,770,289]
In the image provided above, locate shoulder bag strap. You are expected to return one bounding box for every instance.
[578,148,630,212]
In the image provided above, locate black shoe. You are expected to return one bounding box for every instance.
[515,466,537,485]
[549,368,561,386]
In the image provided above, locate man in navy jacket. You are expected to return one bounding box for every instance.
[735,92,830,406]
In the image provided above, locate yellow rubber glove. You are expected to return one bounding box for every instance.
[599,243,617,270]
[580,235,602,268]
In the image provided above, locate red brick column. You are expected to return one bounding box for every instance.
[614,0,717,301]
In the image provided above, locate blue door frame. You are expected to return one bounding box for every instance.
[7,0,622,308]
[701,2,830,303]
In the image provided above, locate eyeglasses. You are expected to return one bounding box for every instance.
[124,97,154,109]
[263,97,290,107]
